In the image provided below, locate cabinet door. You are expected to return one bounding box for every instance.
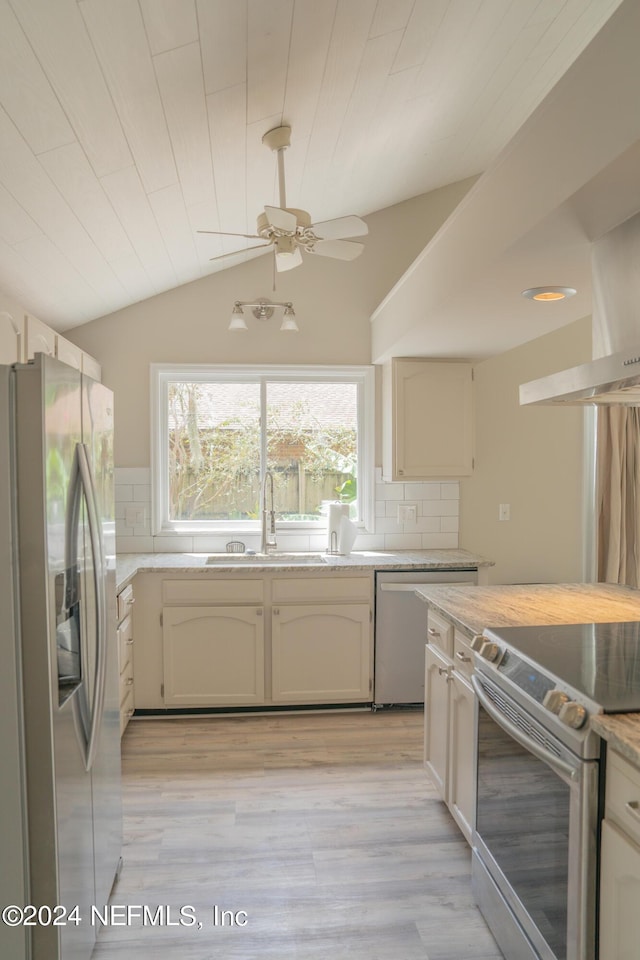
[424,643,451,800]
[393,358,473,479]
[163,606,264,706]
[23,313,55,359]
[0,311,20,363]
[600,819,640,960]
[448,670,475,843]
[56,335,83,370]
[271,603,371,702]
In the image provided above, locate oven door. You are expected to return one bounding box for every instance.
[471,672,600,960]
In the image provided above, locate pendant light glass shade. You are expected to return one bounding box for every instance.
[280,304,299,332]
[229,303,248,331]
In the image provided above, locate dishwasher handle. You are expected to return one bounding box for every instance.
[378,581,474,592]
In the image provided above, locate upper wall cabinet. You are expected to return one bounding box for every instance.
[382,358,473,481]
[20,314,102,381]
[0,312,21,364]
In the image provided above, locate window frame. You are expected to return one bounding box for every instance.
[151,363,375,537]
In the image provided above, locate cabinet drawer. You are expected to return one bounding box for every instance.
[606,750,640,846]
[117,613,134,673]
[119,659,134,709]
[120,686,135,735]
[272,576,370,604]
[117,584,134,623]
[162,579,263,604]
[453,630,474,679]
[427,610,454,656]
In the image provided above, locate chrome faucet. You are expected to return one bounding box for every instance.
[260,470,277,554]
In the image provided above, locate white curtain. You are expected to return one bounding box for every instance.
[597,406,640,587]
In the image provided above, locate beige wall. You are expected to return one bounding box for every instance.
[460,317,593,585]
[68,178,475,466]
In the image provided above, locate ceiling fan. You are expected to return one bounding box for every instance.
[198,125,368,273]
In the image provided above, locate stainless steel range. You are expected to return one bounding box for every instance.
[471,620,640,960]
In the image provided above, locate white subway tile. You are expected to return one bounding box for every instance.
[413,516,441,533]
[375,517,402,534]
[132,485,151,502]
[375,483,404,501]
[115,467,151,485]
[191,536,242,553]
[441,482,460,500]
[115,502,127,519]
[384,533,422,550]
[375,501,387,518]
[441,516,459,532]
[421,532,458,549]
[404,482,441,500]
[422,499,459,517]
[115,519,132,537]
[353,533,385,550]
[114,484,133,502]
[117,535,153,552]
[153,536,194,552]
[385,501,403,518]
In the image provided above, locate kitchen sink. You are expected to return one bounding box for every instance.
[205,552,327,565]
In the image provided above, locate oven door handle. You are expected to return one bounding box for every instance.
[471,674,579,783]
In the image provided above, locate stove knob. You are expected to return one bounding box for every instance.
[558,700,587,730]
[543,689,570,715]
[479,641,501,663]
[471,635,486,652]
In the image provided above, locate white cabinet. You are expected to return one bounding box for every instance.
[423,611,475,843]
[271,576,373,704]
[272,603,371,702]
[162,605,265,706]
[55,334,83,370]
[116,583,136,735]
[382,357,473,480]
[23,313,56,359]
[0,311,21,363]
[600,750,640,959]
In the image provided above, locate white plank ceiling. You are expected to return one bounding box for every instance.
[0,0,624,330]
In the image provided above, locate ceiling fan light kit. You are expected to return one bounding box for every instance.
[229,299,298,334]
[200,125,368,273]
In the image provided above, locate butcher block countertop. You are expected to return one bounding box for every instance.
[416,581,640,767]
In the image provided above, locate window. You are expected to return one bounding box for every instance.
[151,364,374,535]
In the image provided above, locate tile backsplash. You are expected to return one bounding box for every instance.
[115,467,459,554]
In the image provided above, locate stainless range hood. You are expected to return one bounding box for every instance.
[521,211,640,406]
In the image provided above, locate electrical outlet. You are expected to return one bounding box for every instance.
[125,505,146,528]
[397,503,417,523]
[498,503,510,521]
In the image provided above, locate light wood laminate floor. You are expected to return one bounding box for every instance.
[94,710,503,959]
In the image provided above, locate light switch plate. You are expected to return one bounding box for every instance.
[397,503,418,523]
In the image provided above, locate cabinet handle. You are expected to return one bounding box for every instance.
[437,666,450,677]
[273,608,279,615]
[127,708,135,718]
[625,800,640,823]
[398,469,404,476]
[126,677,134,686]
[256,608,263,616]
[126,638,134,645]
[428,628,440,637]
[455,651,472,663]
[126,597,136,605]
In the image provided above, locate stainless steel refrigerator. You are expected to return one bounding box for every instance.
[0,354,122,960]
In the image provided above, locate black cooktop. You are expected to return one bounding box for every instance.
[484,621,640,713]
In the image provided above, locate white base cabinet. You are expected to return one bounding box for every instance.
[272,603,371,702]
[423,609,475,843]
[116,583,135,735]
[162,605,265,707]
[599,749,640,959]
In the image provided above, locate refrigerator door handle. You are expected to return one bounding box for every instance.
[76,442,108,772]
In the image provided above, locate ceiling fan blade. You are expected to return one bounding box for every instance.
[275,244,303,272]
[208,243,271,263]
[264,205,298,233]
[198,229,262,240]
[310,215,368,240]
[308,239,364,261]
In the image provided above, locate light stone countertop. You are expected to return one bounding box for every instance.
[115,547,494,593]
[415,581,640,767]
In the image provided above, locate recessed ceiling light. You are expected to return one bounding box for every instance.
[521,286,577,301]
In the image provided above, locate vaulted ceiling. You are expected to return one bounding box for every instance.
[0,0,625,331]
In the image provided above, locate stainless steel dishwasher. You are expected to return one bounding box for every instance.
[374,569,476,707]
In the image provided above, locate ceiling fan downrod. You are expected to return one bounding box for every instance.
[262,125,291,210]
